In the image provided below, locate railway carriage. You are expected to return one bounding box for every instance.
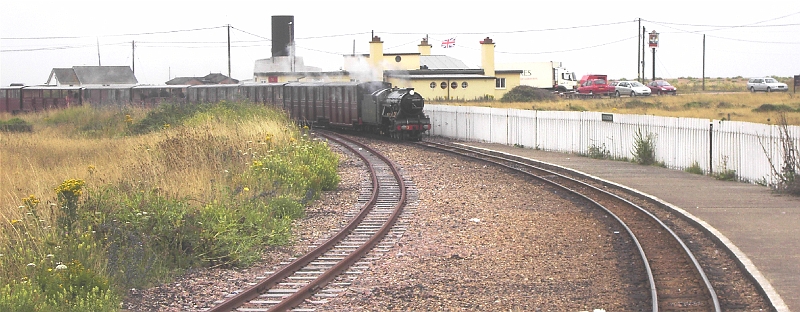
[187,84,241,103]
[131,85,189,106]
[81,85,133,107]
[20,86,82,112]
[0,86,23,114]
[239,83,286,108]
[1,80,430,140]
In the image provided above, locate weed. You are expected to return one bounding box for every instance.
[752,104,797,113]
[685,161,704,175]
[0,117,33,132]
[0,101,339,308]
[632,128,657,165]
[500,85,558,102]
[586,143,611,159]
[713,156,738,181]
[759,112,800,195]
[684,101,711,109]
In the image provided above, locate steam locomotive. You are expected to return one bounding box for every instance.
[0,81,431,140]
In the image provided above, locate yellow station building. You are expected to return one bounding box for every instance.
[253,34,521,102]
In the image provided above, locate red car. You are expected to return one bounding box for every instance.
[577,74,614,97]
[647,80,677,95]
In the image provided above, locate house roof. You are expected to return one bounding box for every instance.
[72,66,138,85]
[203,73,238,84]
[419,55,471,70]
[165,77,202,85]
[51,68,80,85]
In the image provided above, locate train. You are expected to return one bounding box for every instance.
[0,81,431,140]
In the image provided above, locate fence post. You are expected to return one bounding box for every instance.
[709,122,713,174]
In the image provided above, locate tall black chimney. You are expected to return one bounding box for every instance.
[271,15,294,58]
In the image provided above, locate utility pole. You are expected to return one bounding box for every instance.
[702,34,706,91]
[227,24,231,79]
[96,37,101,66]
[637,18,641,82]
[641,26,645,82]
[132,40,135,75]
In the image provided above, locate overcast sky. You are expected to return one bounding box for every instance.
[2,1,799,86]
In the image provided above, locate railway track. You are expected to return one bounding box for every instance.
[207,131,410,312]
[417,140,721,312]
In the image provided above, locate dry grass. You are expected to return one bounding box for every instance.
[446,91,800,125]
[0,106,292,231]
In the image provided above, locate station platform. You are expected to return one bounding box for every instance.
[460,142,799,311]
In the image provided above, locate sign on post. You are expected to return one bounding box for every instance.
[794,75,799,93]
[649,31,659,48]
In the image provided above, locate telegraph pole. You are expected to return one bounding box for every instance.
[97,37,101,66]
[641,27,646,82]
[637,18,641,82]
[227,24,231,79]
[132,41,135,75]
[702,34,706,91]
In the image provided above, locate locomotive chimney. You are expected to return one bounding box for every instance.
[369,36,384,81]
[480,37,495,78]
[418,36,432,56]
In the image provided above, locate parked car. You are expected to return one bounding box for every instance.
[647,80,677,95]
[614,81,651,97]
[746,77,788,92]
[577,74,615,97]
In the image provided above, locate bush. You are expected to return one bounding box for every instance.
[586,143,610,159]
[685,161,704,175]
[752,104,797,113]
[500,85,558,103]
[0,117,32,132]
[632,128,657,165]
[625,99,655,109]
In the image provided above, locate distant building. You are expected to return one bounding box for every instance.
[165,73,238,85]
[46,66,138,86]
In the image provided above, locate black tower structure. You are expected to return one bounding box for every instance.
[271,15,294,57]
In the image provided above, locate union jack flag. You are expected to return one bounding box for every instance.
[441,38,455,48]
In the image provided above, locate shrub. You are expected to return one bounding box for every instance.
[500,85,558,103]
[0,117,33,132]
[713,156,737,181]
[625,99,655,109]
[632,128,657,165]
[752,104,796,113]
[685,161,704,175]
[684,101,711,109]
[586,143,610,159]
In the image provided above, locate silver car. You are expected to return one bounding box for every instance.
[747,77,788,92]
[614,81,651,97]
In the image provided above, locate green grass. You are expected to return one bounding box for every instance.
[0,101,339,309]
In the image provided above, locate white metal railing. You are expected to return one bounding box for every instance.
[426,104,800,185]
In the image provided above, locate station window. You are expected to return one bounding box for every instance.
[395,55,402,62]
[462,82,468,88]
[495,78,506,89]
[430,82,436,89]
[440,82,447,89]
[451,82,457,89]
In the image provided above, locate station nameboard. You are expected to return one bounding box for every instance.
[602,113,614,122]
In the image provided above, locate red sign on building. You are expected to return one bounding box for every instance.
[268,76,278,83]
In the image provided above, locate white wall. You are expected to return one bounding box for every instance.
[426,104,800,185]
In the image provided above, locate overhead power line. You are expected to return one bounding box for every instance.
[1,26,227,40]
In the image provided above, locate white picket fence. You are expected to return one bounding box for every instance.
[425,104,800,185]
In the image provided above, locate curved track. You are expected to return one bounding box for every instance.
[417,140,721,312]
[207,131,408,312]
